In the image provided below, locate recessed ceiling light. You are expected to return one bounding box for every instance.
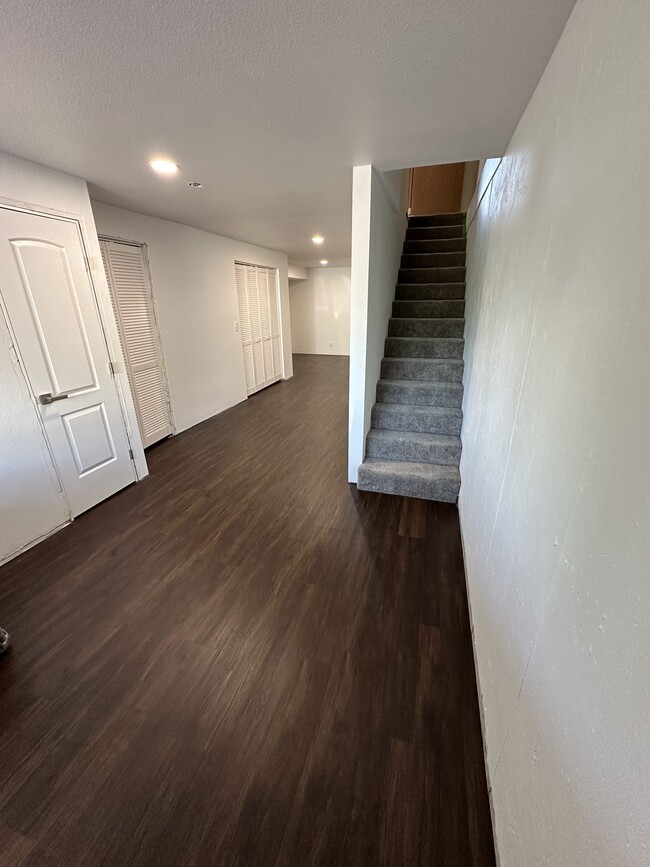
[149,159,179,175]
[312,235,324,245]
[320,259,328,265]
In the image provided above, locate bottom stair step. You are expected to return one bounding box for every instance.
[366,429,461,465]
[357,458,460,503]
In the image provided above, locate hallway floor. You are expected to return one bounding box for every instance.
[0,354,495,866]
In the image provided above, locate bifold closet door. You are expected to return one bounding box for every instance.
[99,239,173,447]
[235,262,282,395]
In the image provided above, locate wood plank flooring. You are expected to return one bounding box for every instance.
[0,354,495,866]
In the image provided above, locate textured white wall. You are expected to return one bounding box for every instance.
[460,1,650,864]
[92,203,293,433]
[348,167,407,482]
[0,152,145,564]
[289,267,351,356]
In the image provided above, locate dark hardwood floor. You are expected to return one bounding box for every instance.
[0,354,495,867]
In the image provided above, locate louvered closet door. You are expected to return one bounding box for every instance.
[268,271,281,375]
[236,265,255,392]
[235,262,282,396]
[257,267,274,381]
[246,266,265,389]
[100,240,173,447]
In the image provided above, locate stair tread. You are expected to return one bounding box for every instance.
[362,457,460,475]
[357,458,461,502]
[396,284,465,289]
[393,296,465,299]
[359,457,461,491]
[390,317,465,323]
[374,402,462,415]
[382,358,464,367]
[368,429,461,446]
[400,265,465,271]
[379,377,463,387]
[387,335,464,342]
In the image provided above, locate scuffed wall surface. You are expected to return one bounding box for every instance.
[460,0,650,863]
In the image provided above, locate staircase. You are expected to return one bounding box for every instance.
[357,212,467,503]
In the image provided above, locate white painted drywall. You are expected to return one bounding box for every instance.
[288,264,308,281]
[91,203,293,434]
[0,151,146,564]
[289,267,351,356]
[460,1,650,863]
[348,167,407,482]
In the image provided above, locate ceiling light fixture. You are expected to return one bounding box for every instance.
[320,259,328,265]
[311,234,324,245]
[149,158,179,175]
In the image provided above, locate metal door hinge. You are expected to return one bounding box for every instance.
[128,448,134,460]
[108,360,117,376]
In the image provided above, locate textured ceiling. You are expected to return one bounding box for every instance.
[0,0,576,265]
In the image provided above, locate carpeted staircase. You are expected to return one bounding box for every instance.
[357,212,467,502]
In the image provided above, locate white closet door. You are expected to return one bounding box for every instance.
[100,240,173,447]
[268,271,282,376]
[246,266,265,389]
[257,267,274,381]
[235,262,281,396]
[236,265,255,393]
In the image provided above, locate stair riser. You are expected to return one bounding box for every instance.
[372,406,462,436]
[385,338,464,359]
[393,300,465,318]
[388,318,464,338]
[380,358,464,383]
[357,465,460,503]
[409,213,465,227]
[376,380,463,408]
[405,226,464,241]
[401,253,465,269]
[366,435,461,466]
[402,238,466,254]
[398,267,465,284]
[395,283,465,301]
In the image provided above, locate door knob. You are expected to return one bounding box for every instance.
[39,392,69,405]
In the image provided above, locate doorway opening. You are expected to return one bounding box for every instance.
[407,161,480,217]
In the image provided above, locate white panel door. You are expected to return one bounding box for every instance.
[99,239,172,448]
[235,262,281,396]
[0,208,136,517]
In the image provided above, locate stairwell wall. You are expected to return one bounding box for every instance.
[348,166,408,482]
[459,0,650,864]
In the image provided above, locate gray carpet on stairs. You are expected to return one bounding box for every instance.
[357,212,467,503]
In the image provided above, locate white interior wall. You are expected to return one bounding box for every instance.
[348,167,408,483]
[0,152,145,565]
[289,267,351,355]
[91,203,293,433]
[460,1,650,863]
